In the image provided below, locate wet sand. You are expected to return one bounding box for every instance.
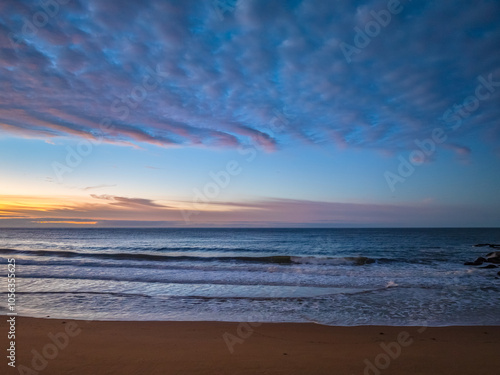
[2,317,499,374]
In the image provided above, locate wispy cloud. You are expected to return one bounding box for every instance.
[145,166,163,170]
[82,184,117,191]
[89,194,170,208]
[32,220,98,225]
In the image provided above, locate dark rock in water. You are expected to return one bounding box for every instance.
[464,257,486,266]
[480,264,498,269]
[465,248,500,269]
[474,244,500,248]
[498,271,500,277]
[486,251,500,263]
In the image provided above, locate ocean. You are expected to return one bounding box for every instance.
[1,228,499,326]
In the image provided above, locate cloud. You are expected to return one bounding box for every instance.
[180,198,500,227]
[0,194,177,222]
[32,220,98,225]
[442,143,472,158]
[1,196,499,227]
[0,0,499,157]
[145,166,163,170]
[82,184,117,191]
[89,194,169,208]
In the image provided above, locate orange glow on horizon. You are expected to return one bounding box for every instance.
[0,194,247,224]
[0,196,75,213]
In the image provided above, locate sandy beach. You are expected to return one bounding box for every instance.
[2,317,499,375]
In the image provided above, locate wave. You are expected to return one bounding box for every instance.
[292,256,375,265]
[0,248,376,266]
[15,291,302,301]
[22,245,271,254]
[15,288,386,300]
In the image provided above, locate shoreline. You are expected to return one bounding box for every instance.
[2,317,499,374]
[4,314,500,327]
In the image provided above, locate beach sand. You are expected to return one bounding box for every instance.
[2,317,499,374]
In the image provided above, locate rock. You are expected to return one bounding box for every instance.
[480,264,498,269]
[475,257,487,264]
[474,244,500,248]
[465,248,500,269]
[464,257,486,266]
[498,271,500,277]
[485,252,500,264]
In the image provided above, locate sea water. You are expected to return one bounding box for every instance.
[1,228,499,326]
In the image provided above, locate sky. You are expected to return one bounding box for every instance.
[0,0,500,227]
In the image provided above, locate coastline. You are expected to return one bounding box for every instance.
[2,317,499,374]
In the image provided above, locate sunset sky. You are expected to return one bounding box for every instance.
[1,0,500,227]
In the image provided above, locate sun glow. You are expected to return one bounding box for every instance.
[0,196,74,214]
